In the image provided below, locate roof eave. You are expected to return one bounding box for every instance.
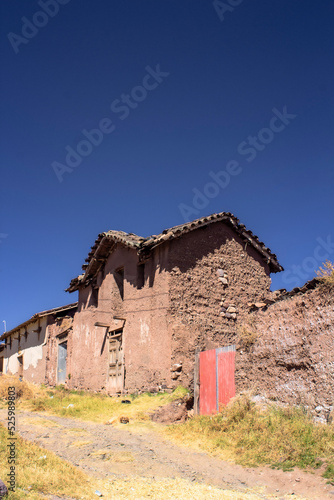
[1,302,78,341]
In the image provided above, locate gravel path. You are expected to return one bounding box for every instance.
[1,409,333,499]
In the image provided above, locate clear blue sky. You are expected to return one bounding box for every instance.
[1,0,333,331]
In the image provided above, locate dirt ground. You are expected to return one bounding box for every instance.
[0,409,333,500]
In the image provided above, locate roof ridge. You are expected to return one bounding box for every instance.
[67,212,283,292]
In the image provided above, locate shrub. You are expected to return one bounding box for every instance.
[0,374,34,400]
[316,260,334,285]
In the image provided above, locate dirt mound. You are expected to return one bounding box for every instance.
[150,396,193,424]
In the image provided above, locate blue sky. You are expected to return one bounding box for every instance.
[1,0,333,331]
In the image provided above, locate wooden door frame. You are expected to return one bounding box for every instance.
[195,345,236,415]
[107,328,124,394]
[57,339,68,385]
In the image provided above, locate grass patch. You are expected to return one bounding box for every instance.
[164,394,334,484]
[0,374,189,424]
[26,384,189,423]
[0,374,37,401]
[0,423,100,499]
[0,424,274,500]
[316,259,334,285]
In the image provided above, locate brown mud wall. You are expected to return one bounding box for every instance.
[167,223,272,388]
[66,244,171,393]
[237,283,334,419]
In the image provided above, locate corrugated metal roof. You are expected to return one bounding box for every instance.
[67,212,283,292]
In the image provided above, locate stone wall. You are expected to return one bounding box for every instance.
[166,222,272,388]
[236,281,334,420]
[62,222,334,415]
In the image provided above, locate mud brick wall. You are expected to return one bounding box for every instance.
[67,244,171,393]
[237,283,334,419]
[166,223,272,389]
[45,313,76,387]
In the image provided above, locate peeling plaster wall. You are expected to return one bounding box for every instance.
[44,314,76,386]
[68,243,171,393]
[3,317,47,383]
[66,223,274,394]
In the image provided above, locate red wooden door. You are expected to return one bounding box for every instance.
[199,346,235,415]
[199,349,217,415]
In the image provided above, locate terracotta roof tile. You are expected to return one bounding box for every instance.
[67,212,283,292]
[0,302,78,340]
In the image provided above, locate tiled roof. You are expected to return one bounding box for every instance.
[248,277,322,311]
[67,212,283,292]
[0,302,78,340]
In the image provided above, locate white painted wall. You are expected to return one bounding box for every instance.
[3,317,47,375]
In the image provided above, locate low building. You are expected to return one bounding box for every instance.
[65,212,282,394]
[2,212,333,417]
[0,303,77,384]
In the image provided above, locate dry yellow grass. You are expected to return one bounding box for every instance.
[25,383,190,423]
[0,374,37,401]
[0,423,98,499]
[0,423,285,499]
[316,259,334,283]
[163,394,334,484]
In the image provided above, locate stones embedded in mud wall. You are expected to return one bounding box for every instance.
[171,362,182,380]
[217,268,239,320]
[217,268,228,285]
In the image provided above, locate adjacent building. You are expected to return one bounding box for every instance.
[0,303,77,384]
[2,212,332,418]
[64,212,281,393]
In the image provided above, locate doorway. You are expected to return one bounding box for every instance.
[57,341,67,384]
[198,345,236,415]
[17,355,24,379]
[107,329,124,394]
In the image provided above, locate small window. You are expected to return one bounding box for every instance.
[89,287,99,307]
[18,355,23,378]
[0,357,3,373]
[137,263,145,289]
[114,267,124,300]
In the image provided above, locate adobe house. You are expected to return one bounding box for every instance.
[65,212,283,395]
[0,303,77,384]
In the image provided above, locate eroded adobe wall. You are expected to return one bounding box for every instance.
[166,222,272,388]
[45,313,76,387]
[3,317,48,384]
[67,243,171,393]
[237,283,334,418]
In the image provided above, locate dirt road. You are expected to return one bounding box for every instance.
[1,409,333,499]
